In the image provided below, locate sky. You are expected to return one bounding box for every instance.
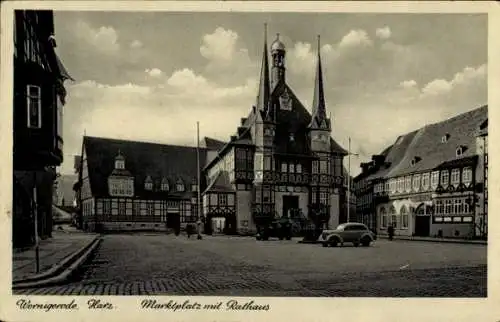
[53,11,487,177]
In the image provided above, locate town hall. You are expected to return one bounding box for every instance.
[202,30,348,235]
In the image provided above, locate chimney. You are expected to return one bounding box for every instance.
[237,127,245,136]
[360,162,370,173]
[230,135,237,141]
[241,118,247,126]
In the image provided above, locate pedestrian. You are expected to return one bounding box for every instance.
[388,224,394,241]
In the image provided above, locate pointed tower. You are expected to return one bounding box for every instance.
[254,24,276,184]
[270,33,286,91]
[309,35,331,153]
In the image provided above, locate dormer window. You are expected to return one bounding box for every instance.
[410,156,422,166]
[289,133,295,142]
[144,176,153,190]
[441,133,450,143]
[456,145,467,157]
[160,178,169,191]
[176,179,185,192]
[115,150,125,169]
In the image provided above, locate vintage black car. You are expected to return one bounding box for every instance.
[255,217,293,241]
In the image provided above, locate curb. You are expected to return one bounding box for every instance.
[377,235,487,245]
[12,237,102,289]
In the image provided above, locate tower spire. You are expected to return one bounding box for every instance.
[309,34,329,130]
[256,23,270,114]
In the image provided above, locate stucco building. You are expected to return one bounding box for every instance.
[354,105,487,238]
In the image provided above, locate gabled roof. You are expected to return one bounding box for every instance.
[83,136,207,199]
[365,105,487,180]
[202,137,226,151]
[203,171,234,194]
[388,105,487,177]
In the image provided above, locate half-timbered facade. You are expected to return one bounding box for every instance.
[12,10,72,248]
[354,105,487,238]
[202,32,347,235]
[74,136,208,232]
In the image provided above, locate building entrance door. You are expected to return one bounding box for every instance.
[414,215,430,237]
[167,212,180,231]
[282,195,299,218]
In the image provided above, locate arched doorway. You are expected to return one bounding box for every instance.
[414,203,431,237]
[389,206,397,228]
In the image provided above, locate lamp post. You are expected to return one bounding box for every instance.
[346,137,359,223]
[196,122,202,240]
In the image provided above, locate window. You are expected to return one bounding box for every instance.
[161,179,169,191]
[319,192,329,205]
[440,170,449,187]
[103,200,111,215]
[380,207,387,228]
[147,202,154,216]
[118,202,126,215]
[441,134,450,143]
[405,176,412,192]
[227,194,234,206]
[290,164,295,173]
[176,181,185,192]
[134,202,141,216]
[456,147,463,157]
[312,161,319,174]
[451,169,460,186]
[431,171,439,189]
[401,206,408,229]
[319,160,328,174]
[144,176,153,190]
[281,162,287,173]
[218,194,228,206]
[412,174,421,192]
[422,173,430,190]
[462,167,472,184]
[385,181,389,192]
[435,200,444,215]
[389,207,397,228]
[454,199,462,214]
[296,164,302,174]
[390,179,396,194]
[27,85,42,128]
[445,199,453,214]
[264,156,272,170]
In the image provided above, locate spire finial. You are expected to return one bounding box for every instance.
[264,23,268,43]
[276,32,280,40]
[317,34,321,52]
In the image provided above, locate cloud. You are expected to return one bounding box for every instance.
[338,30,373,49]
[145,68,163,78]
[200,27,257,86]
[200,27,239,62]
[75,20,120,55]
[375,26,392,40]
[421,64,486,97]
[130,40,143,49]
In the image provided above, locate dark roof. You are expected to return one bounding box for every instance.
[388,105,487,177]
[203,137,226,151]
[365,105,487,180]
[83,136,207,199]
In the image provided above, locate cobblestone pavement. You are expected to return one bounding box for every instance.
[14,234,487,297]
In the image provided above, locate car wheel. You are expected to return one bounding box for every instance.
[361,237,371,247]
[353,242,360,247]
[330,238,338,247]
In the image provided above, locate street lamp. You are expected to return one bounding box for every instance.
[196,122,203,240]
[346,137,359,223]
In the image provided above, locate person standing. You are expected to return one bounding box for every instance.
[388,224,394,241]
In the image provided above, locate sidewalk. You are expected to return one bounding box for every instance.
[12,229,99,282]
[377,234,487,245]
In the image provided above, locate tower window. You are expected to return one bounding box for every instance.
[144,176,153,190]
[441,133,450,143]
